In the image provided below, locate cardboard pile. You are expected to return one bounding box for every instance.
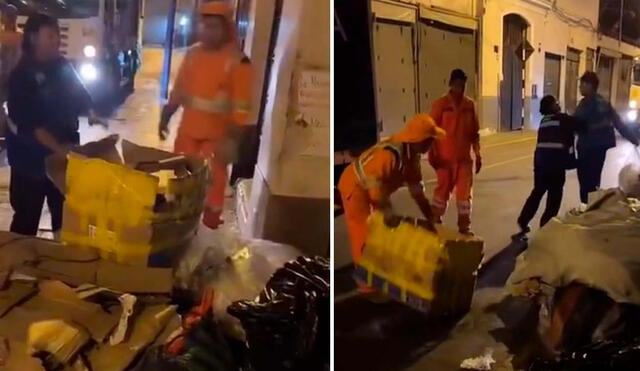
[0,233,181,370]
[0,232,173,294]
[46,136,208,267]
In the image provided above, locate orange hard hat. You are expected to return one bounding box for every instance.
[390,114,446,144]
[199,1,231,17]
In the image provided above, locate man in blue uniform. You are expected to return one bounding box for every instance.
[7,13,94,236]
[574,71,639,205]
[514,95,579,239]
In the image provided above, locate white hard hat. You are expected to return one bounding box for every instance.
[619,163,640,198]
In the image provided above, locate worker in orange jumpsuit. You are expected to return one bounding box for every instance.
[159,2,252,229]
[429,69,482,235]
[338,114,445,269]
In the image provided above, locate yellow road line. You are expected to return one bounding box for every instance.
[422,154,533,184]
[482,136,536,149]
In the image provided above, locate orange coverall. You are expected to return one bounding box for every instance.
[429,93,480,232]
[338,114,445,262]
[169,3,252,227]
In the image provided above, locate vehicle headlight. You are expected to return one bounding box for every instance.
[79,63,98,82]
[83,45,96,58]
[626,109,638,122]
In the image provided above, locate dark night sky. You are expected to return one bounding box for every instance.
[599,0,640,44]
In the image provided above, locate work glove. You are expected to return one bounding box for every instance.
[88,111,108,128]
[416,218,436,233]
[159,121,169,141]
[475,156,483,174]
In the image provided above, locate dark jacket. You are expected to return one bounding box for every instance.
[534,113,578,173]
[7,56,92,179]
[574,94,618,152]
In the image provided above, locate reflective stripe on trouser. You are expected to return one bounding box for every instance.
[174,135,228,213]
[433,162,473,228]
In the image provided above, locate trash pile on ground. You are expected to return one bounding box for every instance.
[418,165,640,370]
[0,233,329,370]
[0,136,329,370]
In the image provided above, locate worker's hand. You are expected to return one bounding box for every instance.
[417,218,437,233]
[88,112,108,128]
[475,156,483,174]
[159,121,169,141]
[56,144,73,155]
[383,211,401,228]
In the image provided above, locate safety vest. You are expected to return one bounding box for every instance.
[179,45,249,115]
[354,142,405,189]
[535,114,576,171]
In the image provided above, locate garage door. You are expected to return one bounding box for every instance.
[373,20,417,136]
[616,57,633,110]
[544,53,561,99]
[418,20,476,113]
[597,55,614,101]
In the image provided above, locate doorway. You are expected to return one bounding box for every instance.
[597,54,614,101]
[616,56,633,110]
[565,48,580,113]
[501,14,529,131]
[544,53,561,99]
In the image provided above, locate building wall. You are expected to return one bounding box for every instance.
[479,0,640,131]
[244,0,330,256]
[390,0,477,17]
[480,0,595,130]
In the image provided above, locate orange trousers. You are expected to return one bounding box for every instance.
[174,135,228,215]
[339,183,371,263]
[432,162,473,230]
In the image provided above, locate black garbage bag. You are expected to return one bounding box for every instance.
[133,313,238,371]
[529,337,640,371]
[228,256,329,371]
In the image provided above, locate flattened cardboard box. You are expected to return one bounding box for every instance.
[47,137,208,267]
[0,231,173,294]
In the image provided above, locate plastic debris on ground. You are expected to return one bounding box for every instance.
[174,215,301,340]
[408,288,517,371]
[228,256,330,371]
[460,348,496,370]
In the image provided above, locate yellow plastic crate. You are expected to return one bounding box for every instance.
[355,212,484,315]
[61,151,207,267]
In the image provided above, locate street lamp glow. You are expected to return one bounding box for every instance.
[83,45,97,58]
[80,63,98,82]
[630,100,638,109]
[179,15,189,27]
[626,109,638,122]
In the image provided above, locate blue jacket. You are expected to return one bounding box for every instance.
[573,94,617,152]
[7,57,90,179]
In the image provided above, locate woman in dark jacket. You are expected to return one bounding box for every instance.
[6,13,94,236]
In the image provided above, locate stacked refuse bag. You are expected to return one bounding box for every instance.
[228,256,330,371]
